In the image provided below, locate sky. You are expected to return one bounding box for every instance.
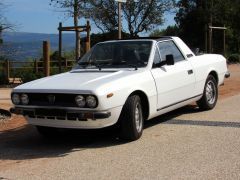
[4,0,176,35]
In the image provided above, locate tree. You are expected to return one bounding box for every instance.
[50,0,86,59]
[150,25,179,37]
[0,1,14,44]
[174,0,208,50]
[85,0,175,37]
[175,0,240,54]
[225,0,240,53]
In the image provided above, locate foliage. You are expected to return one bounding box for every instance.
[174,0,208,50]
[16,70,44,83]
[174,0,240,54]
[0,71,7,85]
[150,25,179,37]
[81,0,175,37]
[50,0,86,18]
[0,49,76,85]
[0,1,14,44]
[228,54,240,64]
[89,30,132,46]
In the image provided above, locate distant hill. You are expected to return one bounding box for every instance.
[0,32,85,61]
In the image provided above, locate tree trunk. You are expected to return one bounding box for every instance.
[74,0,80,61]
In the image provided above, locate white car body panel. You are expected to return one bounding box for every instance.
[151,60,196,110]
[11,37,229,129]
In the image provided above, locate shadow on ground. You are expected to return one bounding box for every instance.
[2,104,237,162]
[0,125,125,161]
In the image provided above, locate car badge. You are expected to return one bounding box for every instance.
[47,95,55,104]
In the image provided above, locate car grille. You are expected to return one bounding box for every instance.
[27,93,78,107]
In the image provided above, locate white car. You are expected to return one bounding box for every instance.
[10,37,230,140]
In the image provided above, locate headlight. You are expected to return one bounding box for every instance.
[21,94,29,105]
[75,95,86,107]
[12,93,20,105]
[86,95,97,108]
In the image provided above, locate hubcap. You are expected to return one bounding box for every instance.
[206,80,216,104]
[135,103,143,133]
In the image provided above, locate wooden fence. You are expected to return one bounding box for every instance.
[0,41,76,84]
[0,59,76,84]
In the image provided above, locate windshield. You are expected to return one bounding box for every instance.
[76,41,152,69]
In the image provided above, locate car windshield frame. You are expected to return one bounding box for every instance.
[76,40,153,70]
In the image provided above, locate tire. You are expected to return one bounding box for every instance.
[119,95,144,141]
[36,126,59,138]
[197,75,218,110]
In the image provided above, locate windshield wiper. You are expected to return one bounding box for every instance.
[127,64,138,70]
[78,61,103,71]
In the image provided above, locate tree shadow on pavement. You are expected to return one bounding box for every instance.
[145,104,240,129]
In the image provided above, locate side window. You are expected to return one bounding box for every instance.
[158,41,185,63]
[152,47,161,68]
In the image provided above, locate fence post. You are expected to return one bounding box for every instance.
[43,41,50,76]
[58,22,62,73]
[4,60,10,82]
[86,20,91,53]
[64,58,67,69]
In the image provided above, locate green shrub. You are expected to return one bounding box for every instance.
[14,70,44,83]
[228,54,240,64]
[0,73,8,85]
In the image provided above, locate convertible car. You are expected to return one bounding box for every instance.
[10,37,230,140]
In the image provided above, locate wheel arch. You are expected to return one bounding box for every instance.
[128,90,149,120]
[208,70,219,84]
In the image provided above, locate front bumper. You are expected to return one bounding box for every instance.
[10,106,122,129]
[10,107,111,120]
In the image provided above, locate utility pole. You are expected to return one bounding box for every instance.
[208,0,213,53]
[115,0,126,39]
[118,2,122,39]
[74,0,81,60]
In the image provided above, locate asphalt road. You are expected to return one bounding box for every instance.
[0,94,240,180]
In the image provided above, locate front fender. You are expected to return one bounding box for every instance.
[95,71,157,111]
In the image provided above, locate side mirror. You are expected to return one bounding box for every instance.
[165,54,174,65]
[154,54,175,68]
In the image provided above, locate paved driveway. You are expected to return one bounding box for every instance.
[0,94,240,179]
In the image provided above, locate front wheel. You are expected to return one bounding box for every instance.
[197,75,218,110]
[119,95,144,141]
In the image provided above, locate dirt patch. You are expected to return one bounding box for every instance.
[0,109,11,123]
[0,91,27,132]
[0,115,27,132]
[219,64,240,98]
[0,64,239,132]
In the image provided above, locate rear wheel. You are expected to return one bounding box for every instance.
[119,95,144,141]
[197,75,218,110]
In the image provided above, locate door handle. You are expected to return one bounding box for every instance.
[188,69,193,75]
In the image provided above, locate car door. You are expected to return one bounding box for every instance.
[151,40,196,111]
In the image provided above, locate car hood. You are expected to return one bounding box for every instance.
[13,69,141,94]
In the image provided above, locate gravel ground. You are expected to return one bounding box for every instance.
[0,114,8,121]
[0,94,239,180]
[0,110,11,128]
